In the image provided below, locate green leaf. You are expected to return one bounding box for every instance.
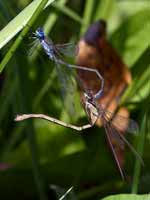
[118,1,150,17]
[53,2,83,24]
[110,9,150,66]
[120,47,150,104]
[94,0,116,21]
[0,0,55,50]
[132,114,147,193]
[102,194,150,200]
[80,0,95,35]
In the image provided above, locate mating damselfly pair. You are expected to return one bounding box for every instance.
[30,27,104,100]
[15,27,142,178]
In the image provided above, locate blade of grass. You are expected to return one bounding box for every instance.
[1,62,48,199]
[0,1,13,21]
[0,125,25,161]
[131,114,146,193]
[110,9,150,66]
[118,1,150,17]
[15,60,48,200]
[120,47,150,104]
[94,0,116,21]
[44,0,67,33]
[53,2,83,24]
[33,69,56,109]
[123,67,150,103]
[0,78,17,123]
[123,68,150,104]
[80,0,95,35]
[131,79,150,193]
[102,194,150,200]
[27,121,48,200]
[0,0,55,50]
[0,0,53,73]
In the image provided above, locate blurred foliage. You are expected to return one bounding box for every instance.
[0,0,150,199]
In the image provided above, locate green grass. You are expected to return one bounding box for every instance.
[0,0,150,199]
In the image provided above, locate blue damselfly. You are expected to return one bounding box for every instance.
[31,27,104,100]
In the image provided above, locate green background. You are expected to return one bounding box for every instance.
[0,0,150,199]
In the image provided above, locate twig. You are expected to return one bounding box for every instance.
[15,114,92,131]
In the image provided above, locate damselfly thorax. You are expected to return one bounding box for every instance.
[41,40,55,60]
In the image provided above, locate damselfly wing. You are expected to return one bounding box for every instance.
[55,42,78,58]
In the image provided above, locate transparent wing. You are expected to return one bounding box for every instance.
[55,42,78,57]
[54,58,78,115]
[28,35,53,56]
[28,39,40,56]
[103,120,125,178]
[45,36,53,45]
[99,107,139,134]
[102,112,143,178]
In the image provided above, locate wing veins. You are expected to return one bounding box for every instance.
[103,113,144,165]
[103,118,125,179]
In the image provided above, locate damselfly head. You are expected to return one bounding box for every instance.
[83,90,95,104]
[35,27,45,40]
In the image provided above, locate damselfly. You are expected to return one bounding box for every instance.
[31,27,104,100]
[15,90,142,178]
[81,91,143,179]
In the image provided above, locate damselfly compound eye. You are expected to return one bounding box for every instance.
[35,27,45,40]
